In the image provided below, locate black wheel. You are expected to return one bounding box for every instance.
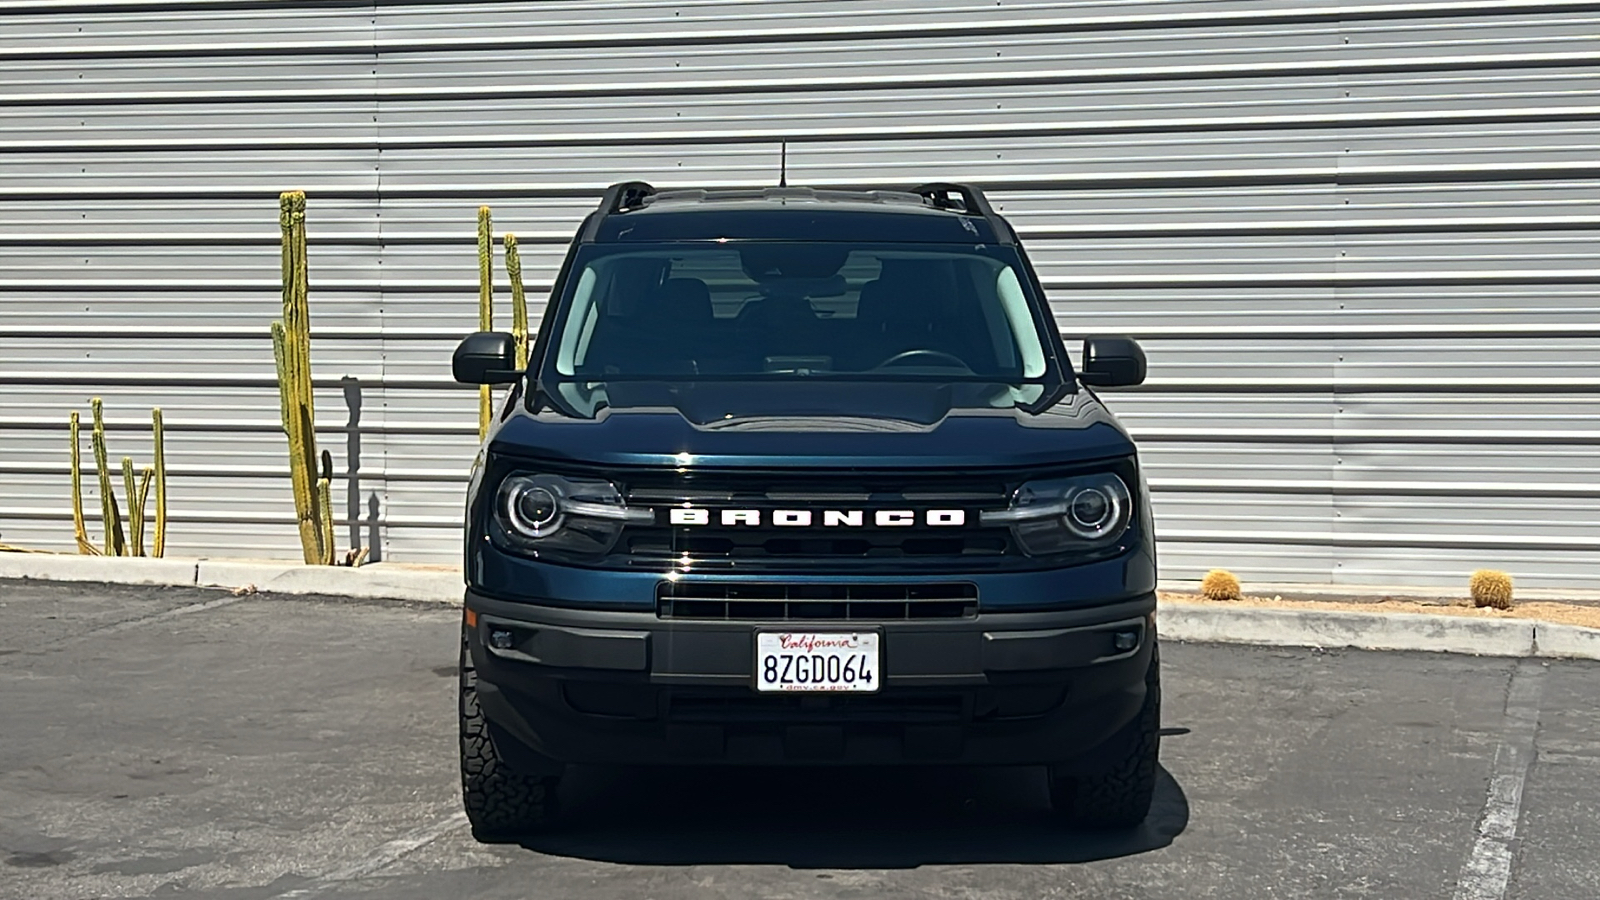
[1049,644,1160,828]
[459,624,560,841]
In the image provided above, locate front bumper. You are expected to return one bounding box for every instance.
[466,589,1156,767]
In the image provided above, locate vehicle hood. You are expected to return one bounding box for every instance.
[489,381,1135,469]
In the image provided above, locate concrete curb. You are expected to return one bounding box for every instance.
[1157,604,1545,658]
[0,553,463,606]
[4,553,1598,661]
[194,560,464,605]
[1532,622,1600,660]
[1161,579,1600,604]
[0,553,201,586]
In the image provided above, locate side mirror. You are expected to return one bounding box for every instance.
[452,332,520,385]
[1077,336,1146,387]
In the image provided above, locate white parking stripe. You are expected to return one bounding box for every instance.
[42,593,251,649]
[275,811,470,899]
[1453,659,1546,900]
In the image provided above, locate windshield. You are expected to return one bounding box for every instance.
[545,243,1052,384]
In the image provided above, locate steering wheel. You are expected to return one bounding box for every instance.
[875,349,970,369]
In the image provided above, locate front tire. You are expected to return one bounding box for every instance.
[1048,644,1160,828]
[459,624,560,840]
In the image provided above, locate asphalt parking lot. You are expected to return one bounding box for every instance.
[1,580,1597,899]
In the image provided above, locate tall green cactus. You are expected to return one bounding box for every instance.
[477,206,494,440]
[151,408,167,558]
[274,190,332,565]
[90,398,126,556]
[121,456,142,558]
[504,232,530,370]
[68,412,98,555]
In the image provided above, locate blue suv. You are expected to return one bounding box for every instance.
[452,182,1158,838]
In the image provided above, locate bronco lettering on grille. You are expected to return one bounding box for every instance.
[665,508,967,527]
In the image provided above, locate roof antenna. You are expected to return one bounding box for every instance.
[778,141,788,188]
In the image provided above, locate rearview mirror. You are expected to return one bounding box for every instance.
[1077,336,1146,387]
[452,332,520,385]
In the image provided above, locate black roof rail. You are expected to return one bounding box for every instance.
[911,182,1016,244]
[579,181,657,242]
[577,180,1019,244]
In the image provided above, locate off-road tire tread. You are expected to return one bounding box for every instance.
[459,626,558,840]
[1050,645,1160,828]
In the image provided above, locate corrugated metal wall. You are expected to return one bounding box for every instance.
[2,0,1597,586]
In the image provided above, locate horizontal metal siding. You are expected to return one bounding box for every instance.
[0,0,1596,586]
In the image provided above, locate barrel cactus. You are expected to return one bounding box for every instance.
[1469,570,1514,610]
[1200,568,1242,601]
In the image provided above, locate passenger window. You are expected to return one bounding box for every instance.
[555,267,599,375]
[996,267,1045,378]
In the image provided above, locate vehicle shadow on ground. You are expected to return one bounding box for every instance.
[519,762,1188,868]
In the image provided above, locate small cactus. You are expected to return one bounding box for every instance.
[1470,570,1514,610]
[68,411,98,555]
[317,449,335,566]
[136,466,154,557]
[121,456,141,557]
[69,401,164,557]
[90,398,126,556]
[1200,568,1242,601]
[151,408,166,558]
[477,205,494,441]
[504,231,530,371]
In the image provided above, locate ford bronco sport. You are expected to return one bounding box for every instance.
[452,182,1157,839]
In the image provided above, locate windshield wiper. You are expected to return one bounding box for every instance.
[1017,378,1075,415]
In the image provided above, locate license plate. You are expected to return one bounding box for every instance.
[755,632,880,693]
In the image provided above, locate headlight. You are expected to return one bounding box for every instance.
[492,474,653,558]
[1063,481,1122,540]
[506,483,561,537]
[981,472,1133,557]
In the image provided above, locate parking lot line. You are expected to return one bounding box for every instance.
[273,811,469,899]
[39,592,251,650]
[1452,659,1545,900]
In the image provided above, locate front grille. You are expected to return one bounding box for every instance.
[625,532,1009,560]
[657,581,978,621]
[616,473,1019,567]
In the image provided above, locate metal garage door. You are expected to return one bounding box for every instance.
[1,0,1596,587]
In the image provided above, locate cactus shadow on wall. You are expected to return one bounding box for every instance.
[366,493,383,563]
[341,375,382,563]
[341,376,364,554]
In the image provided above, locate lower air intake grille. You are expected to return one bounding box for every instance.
[657,582,978,621]
[667,691,967,723]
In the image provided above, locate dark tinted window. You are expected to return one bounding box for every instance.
[550,244,1048,380]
